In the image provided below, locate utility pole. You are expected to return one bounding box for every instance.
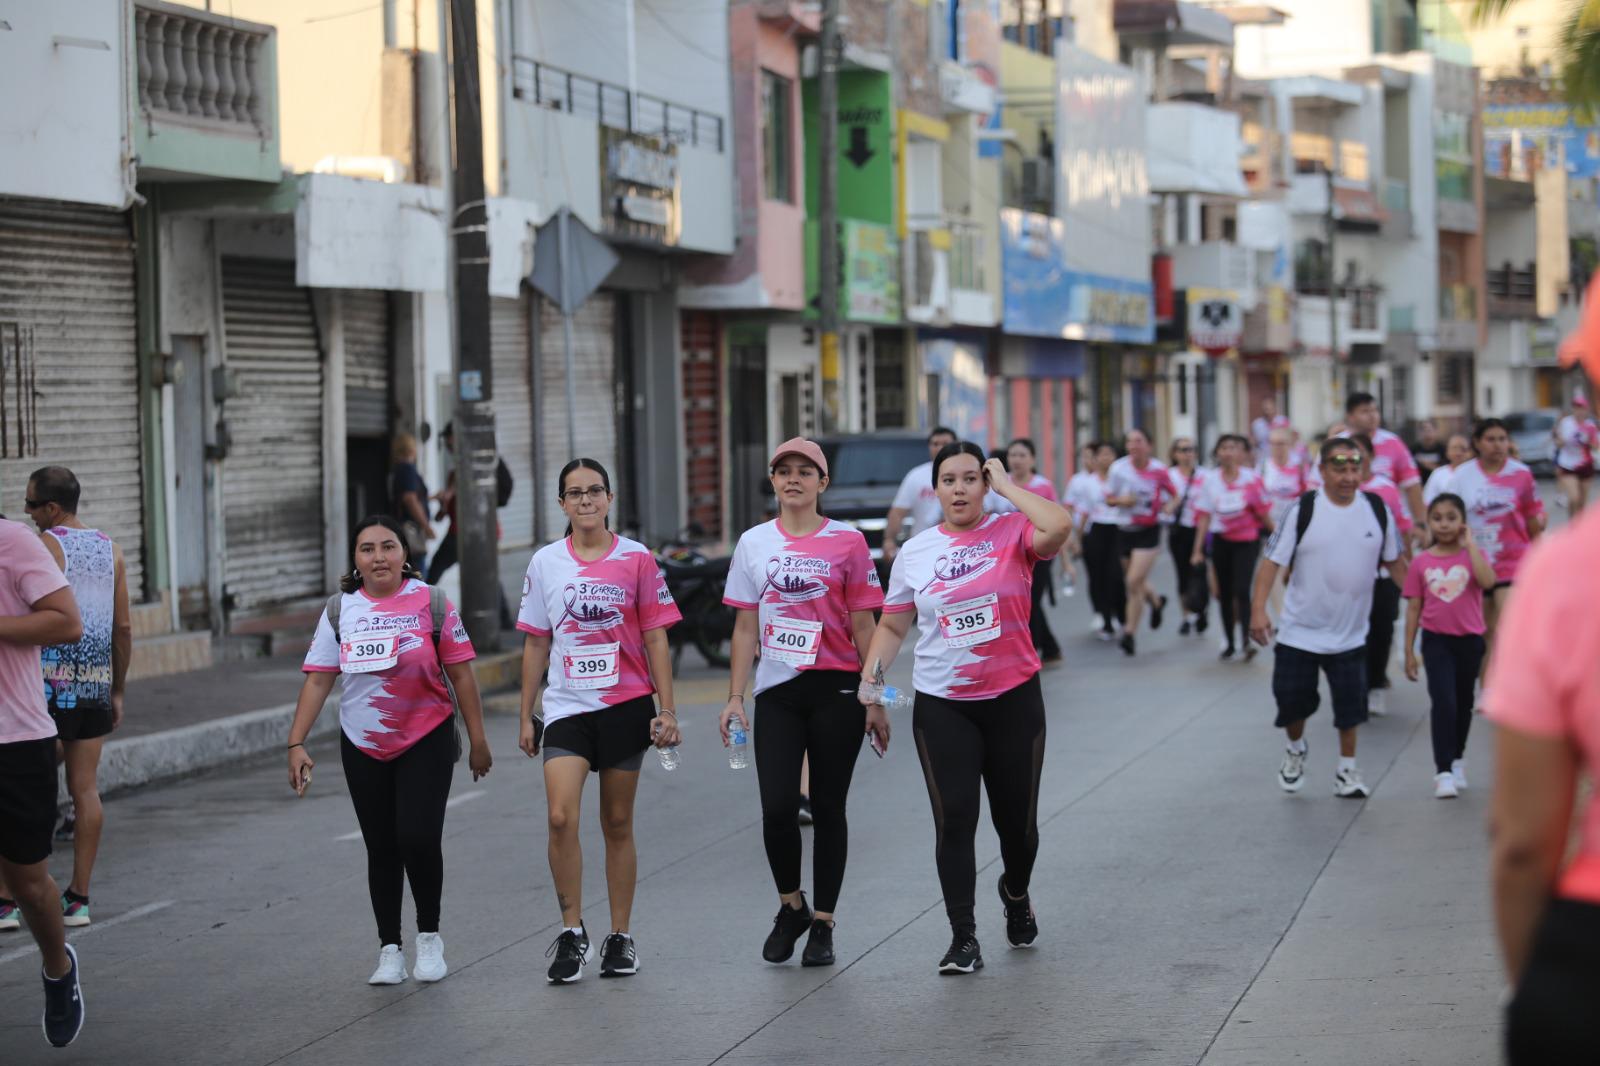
[447,0,500,650]
[1325,165,1339,368]
[818,0,841,414]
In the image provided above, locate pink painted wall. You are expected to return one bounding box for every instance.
[684,3,813,310]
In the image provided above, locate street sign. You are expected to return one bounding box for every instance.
[529,208,618,314]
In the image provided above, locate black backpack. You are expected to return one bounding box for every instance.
[1285,490,1389,570]
[496,458,514,508]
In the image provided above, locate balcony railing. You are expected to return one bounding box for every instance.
[511,57,724,153]
[135,2,271,135]
[1487,262,1536,301]
[948,219,986,293]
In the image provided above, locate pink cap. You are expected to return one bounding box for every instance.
[769,437,828,477]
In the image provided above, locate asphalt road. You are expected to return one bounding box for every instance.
[0,562,1504,1066]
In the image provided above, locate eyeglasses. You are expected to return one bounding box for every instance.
[561,486,609,502]
[1323,456,1364,469]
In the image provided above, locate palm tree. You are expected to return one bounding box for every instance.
[1474,0,1600,114]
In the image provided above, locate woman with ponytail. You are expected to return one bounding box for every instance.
[285,514,492,987]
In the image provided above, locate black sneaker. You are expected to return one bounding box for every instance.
[998,874,1038,949]
[1195,611,1209,633]
[598,933,638,978]
[797,794,813,826]
[1178,619,1192,636]
[42,943,83,1047]
[800,919,835,967]
[762,893,813,963]
[1219,646,1236,662]
[1120,634,1136,657]
[1150,595,1168,630]
[938,931,983,975]
[545,926,592,984]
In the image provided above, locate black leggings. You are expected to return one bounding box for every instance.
[913,675,1046,936]
[1028,558,1060,659]
[753,670,866,914]
[1167,525,1209,619]
[1083,524,1126,630]
[341,716,455,946]
[1367,577,1401,691]
[1211,538,1260,649]
[1420,629,1484,773]
[1507,898,1600,1062]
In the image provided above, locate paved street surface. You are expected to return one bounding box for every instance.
[0,560,1504,1065]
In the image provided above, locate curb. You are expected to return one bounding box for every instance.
[75,648,526,801]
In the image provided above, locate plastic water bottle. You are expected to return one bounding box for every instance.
[876,686,915,712]
[728,716,750,770]
[655,743,680,772]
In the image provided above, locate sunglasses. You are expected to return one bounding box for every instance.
[1323,456,1364,469]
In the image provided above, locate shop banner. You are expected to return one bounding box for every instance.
[1000,208,1154,343]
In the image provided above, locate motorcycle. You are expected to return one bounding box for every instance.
[656,528,736,669]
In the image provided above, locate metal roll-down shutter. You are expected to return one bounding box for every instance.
[490,294,535,548]
[537,293,616,542]
[342,290,391,438]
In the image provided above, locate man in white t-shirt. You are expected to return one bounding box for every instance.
[1248,437,1406,799]
[883,426,957,561]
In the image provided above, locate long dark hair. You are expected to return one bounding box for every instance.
[932,441,989,485]
[341,514,423,593]
[559,458,612,538]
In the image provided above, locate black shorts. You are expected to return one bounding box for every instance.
[1118,526,1161,554]
[0,737,59,865]
[1272,643,1368,731]
[542,695,656,772]
[1557,464,1594,481]
[50,703,113,742]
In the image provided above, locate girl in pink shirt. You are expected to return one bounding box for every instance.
[858,443,1071,975]
[720,438,885,967]
[1191,434,1273,661]
[1006,438,1062,665]
[515,459,682,982]
[1401,494,1496,798]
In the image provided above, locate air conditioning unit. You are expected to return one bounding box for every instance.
[1021,157,1054,212]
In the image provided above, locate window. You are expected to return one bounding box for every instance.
[761,71,793,203]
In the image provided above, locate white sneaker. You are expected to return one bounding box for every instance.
[1367,689,1388,717]
[1451,759,1468,790]
[413,932,448,982]
[1334,765,1371,798]
[1278,746,1307,793]
[369,944,408,985]
[1434,772,1459,799]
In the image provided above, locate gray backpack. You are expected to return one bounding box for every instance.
[325,584,462,761]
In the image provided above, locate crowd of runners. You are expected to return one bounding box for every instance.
[0,375,1597,1054]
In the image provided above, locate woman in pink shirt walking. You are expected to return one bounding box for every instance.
[1190,434,1273,662]
[1400,494,1495,798]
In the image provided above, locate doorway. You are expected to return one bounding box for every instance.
[170,335,210,625]
[728,326,769,532]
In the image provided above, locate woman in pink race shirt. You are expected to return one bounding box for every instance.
[1191,433,1274,662]
[1446,419,1546,645]
[720,438,885,969]
[288,514,492,988]
[516,458,682,984]
[1400,494,1496,799]
[858,442,1071,977]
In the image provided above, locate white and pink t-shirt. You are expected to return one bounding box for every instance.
[1361,474,1413,537]
[0,521,69,745]
[724,518,884,696]
[984,473,1058,515]
[1107,456,1176,529]
[1195,468,1271,542]
[1448,457,1546,582]
[516,533,681,727]
[1371,427,1422,491]
[304,579,476,761]
[883,512,1052,700]
[1401,547,1486,637]
[1555,415,1599,473]
[1261,456,1309,525]
[1167,467,1208,529]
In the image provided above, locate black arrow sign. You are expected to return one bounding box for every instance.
[844,126,874,169]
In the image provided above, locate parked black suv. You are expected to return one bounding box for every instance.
[787,432,932,576]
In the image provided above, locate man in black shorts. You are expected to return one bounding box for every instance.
[0,514,86,1046]
[1248,438,1406,798]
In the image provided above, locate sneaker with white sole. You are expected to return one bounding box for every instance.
[1278,745,1307,793]
[1451,759,1468,790]
[937,931,983,975]
[1433,772,1459,799]
[599,932,639,977]
[1334,766,1371,798]
[0,899,19,931]
[545,926,592,984]
[41,942,83,1048]
[412,932,447,982]
[368,944,407,985]
[1367,689,1388,717]
[60,893,89,928]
